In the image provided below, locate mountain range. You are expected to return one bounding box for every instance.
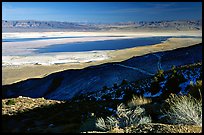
[2,20,202,32]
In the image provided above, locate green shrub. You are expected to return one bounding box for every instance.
[162,94,202,126]
[155,70,165,82]
[171,65,176,70]
[6,99,15,105]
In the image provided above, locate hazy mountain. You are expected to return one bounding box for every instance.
[2,20,101,32]
[2,20,202,32]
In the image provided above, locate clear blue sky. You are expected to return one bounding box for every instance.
[2,2,202,23]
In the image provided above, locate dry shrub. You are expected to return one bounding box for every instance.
[96,116,119,131]
[188,80,202,99]
[96,101,151,131]
[162,94,202,126]
[127,95,152,108]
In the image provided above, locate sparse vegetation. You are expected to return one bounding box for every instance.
[159,67,188,99]
[149,76,162,95]
[96,96,152,132]
[123,88,136,102]
[155,69,165,82]
[96,116,119,131]
[127,95,152,107]
[187,80,202,99]
[121,79,128,85]
[162,94,202,126]
[102,86,108,91]
[113,83,118,89]
[2,62,202,133]
[5,99,15,105]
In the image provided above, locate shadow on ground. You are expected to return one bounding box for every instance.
[2,99,120,133]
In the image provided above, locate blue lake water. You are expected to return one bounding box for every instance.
[3,35,201,54]
[33,36,171,53]
[33,36,201,53]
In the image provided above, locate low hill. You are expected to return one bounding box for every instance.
[2,62,202,133]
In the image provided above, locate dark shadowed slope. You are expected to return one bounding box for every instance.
[2,43,202,100]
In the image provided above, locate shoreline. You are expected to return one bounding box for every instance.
[2,37,202,67]
[2,30,202,38]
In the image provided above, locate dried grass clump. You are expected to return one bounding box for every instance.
[96,116,119,131]
[162,94,202,126]
[127,95,152,108]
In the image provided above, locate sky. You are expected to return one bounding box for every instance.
[2,2,202,23]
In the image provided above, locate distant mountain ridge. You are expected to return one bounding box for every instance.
[2,20,101,32]
[2,20,202,32]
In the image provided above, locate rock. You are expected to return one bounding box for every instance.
[48,124,55,128]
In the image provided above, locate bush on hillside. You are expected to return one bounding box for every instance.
[155,69,165,82]
[102,86,108,91]
[101,94,112,101]
[123,88,136,103]
[149,77,162,95]
[127,95,152,108]
[96,101,151,132]
[162,94,202,126]
[113,83,118,89]
[121,79,128,86]
[163,70,187,98]
[187,80,202,99]
[6,99,15,105]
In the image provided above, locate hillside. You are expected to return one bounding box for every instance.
[2,43,202,100]
[2,62,202,133]
[2,20,202,32]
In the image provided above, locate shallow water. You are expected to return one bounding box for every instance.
[3,35,201,54]
[34,36,171,53]
[33,36,201,53]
